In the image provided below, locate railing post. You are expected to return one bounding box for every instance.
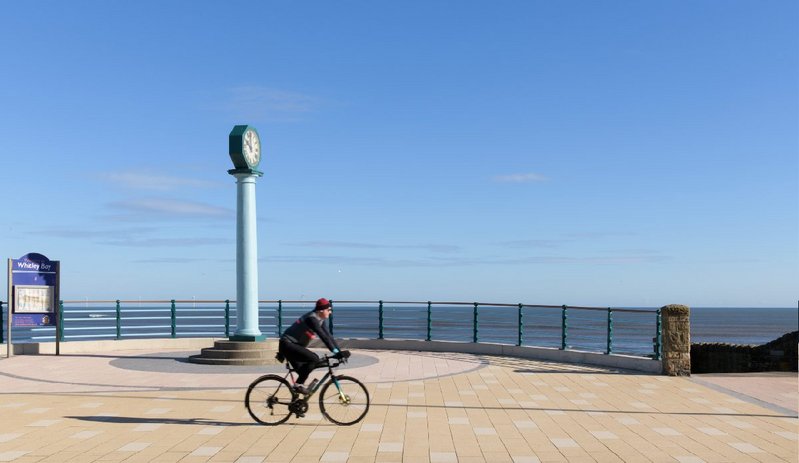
[426,301,431,341]
[655,308,662,360]
[0,301,4,344]
[328,300,334,335]
[224,300,230,337]
[115,300,121,340]
[606,308,613,355]
[561,305,568,350]
[277,300,283,336]
[58,300,65,342]
[517,303,523,346]
[378,300,384,339]
[170,299,176,338]
[473,302,479,343]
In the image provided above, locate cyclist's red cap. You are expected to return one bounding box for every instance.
[315,298,332,311]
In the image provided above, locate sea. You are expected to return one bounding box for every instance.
[2,304,797,359]
[689,307,798,344]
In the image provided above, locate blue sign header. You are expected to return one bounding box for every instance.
[12,253,57,286]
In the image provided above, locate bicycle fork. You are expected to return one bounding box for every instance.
[332,377,349,403]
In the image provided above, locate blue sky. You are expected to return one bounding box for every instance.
[1,1,796,307]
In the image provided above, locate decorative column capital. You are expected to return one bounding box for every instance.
[229,168,263,178]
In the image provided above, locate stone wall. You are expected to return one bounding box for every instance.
[661,304,691,376]
[691,331,798,373]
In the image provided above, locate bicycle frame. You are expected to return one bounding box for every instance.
[282,355,346,401]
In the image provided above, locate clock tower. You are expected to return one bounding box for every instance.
[189,125,278,364]
[228,125,264,341]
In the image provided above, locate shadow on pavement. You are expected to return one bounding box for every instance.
[66,415,251,427]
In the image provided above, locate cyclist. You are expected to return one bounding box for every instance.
[278,297,350,394]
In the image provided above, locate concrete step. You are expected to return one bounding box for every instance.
[187,339,280,366]
[187,354,278,366]
[212,340,274,350]
[199,347,275,359]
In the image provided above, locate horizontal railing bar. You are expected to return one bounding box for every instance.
[177,325,224,328]
[64,326,116,331]
[120,333,171,337]
[117,311,171,314]
[382,325,429,330]
[122,325,171,329]
[61,300,120,304]
[174,309,226,313]
[64,309,116,313]
[58,299,658,314]
[64,300,226,304]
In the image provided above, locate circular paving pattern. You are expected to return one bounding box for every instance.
[109,350,380,374]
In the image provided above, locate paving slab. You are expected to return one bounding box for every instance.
[691,371,798,415]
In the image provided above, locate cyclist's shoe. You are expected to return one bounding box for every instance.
[292,383,310,395]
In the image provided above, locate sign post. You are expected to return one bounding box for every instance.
[5,259,9,358]
[6,253,60,357]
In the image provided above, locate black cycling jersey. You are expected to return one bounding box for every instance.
[281,310,340,352]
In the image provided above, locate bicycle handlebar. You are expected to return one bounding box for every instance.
[320,354,348,368]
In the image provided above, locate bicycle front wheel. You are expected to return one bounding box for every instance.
[245,374,296,425]
[319,375,370,426]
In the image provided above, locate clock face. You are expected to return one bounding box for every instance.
[242,129,261,167]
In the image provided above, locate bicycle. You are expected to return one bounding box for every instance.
[245,352,370,426]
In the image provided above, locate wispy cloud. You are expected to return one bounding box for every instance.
[498,232,638,249]
[30,227,157,238]
[265,255,410,266]
[99,237,232,247]
[100,171,222,191]
[492,173,548,183]
[287,240,460,253]
[263,253,667,267]
[226,86,321,121]
[29,226,231,249]
[107,198,234,220]
[500,239,563,249]
[563,232,637,239]
[131,257,221,264]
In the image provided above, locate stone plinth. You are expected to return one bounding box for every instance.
[662,304,691,376]
[188,340,279,366]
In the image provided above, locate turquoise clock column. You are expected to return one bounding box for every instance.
[228,125,265,342]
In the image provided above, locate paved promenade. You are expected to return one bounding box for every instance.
[0,348,796,462]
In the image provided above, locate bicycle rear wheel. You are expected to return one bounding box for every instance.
[245,375,296,425]
[318,375,370,426]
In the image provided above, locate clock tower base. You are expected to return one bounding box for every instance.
[229,334,267,342]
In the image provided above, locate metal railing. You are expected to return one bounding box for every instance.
[0,299,662,359]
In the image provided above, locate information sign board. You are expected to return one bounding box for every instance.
[6,253,61,356]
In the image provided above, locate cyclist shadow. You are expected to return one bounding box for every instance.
[66,415,251,427]
[66,415,338,427]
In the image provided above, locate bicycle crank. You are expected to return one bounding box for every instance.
[289,399,308,417]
